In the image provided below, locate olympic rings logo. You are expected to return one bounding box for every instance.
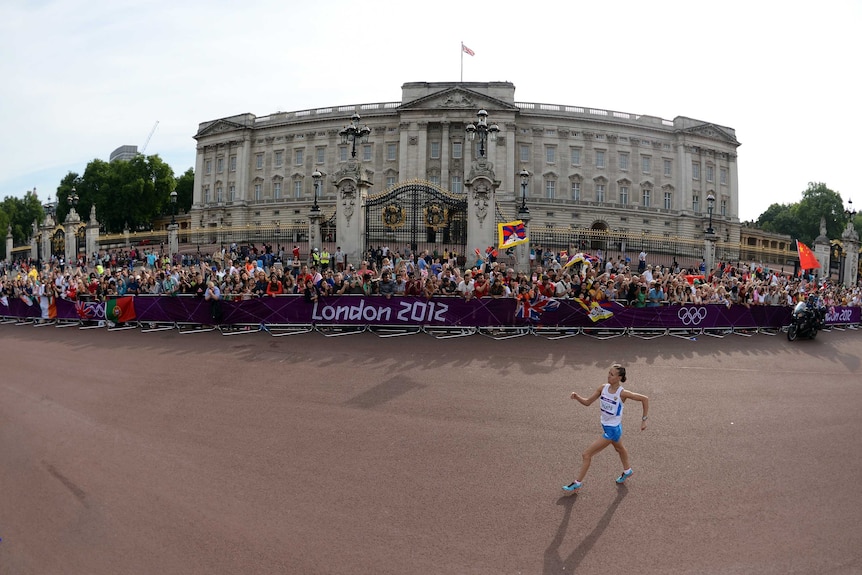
[678,306,708,325]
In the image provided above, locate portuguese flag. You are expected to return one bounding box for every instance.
[105,296,136,323]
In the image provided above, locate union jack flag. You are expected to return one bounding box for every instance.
[516,293,560,321]
[75,301,97,320]
[498,220,528,248]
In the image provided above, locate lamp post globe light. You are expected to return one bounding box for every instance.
[465,109,499,159]
[706,192,716,235]
[339,113,371,159]
[170,190,178,225]
[311,170,322,213]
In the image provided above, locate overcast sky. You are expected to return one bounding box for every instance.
[1,0,858,222]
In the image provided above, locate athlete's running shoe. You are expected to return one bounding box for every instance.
[561,481,582,494]
[615,469,634,484]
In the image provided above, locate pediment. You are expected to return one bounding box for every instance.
[678,122,739,144]
[196,119,246,138]
[398,87,519,113]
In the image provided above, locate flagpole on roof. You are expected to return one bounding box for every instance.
[460,42,464,82]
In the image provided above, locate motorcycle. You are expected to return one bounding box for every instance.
[787,301,824,341]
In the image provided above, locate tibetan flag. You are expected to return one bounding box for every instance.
[462,43,475,56]
[574,298,614,322]
[796,240,820,270]
[105,296,136,323]
[564,252,595,269]
[498,220,528,248]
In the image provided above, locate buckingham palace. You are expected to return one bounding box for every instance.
[191,81,742,268]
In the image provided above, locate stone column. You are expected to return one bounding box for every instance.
[516,210,531,274]
[440,122,450,191]
[333,159,372,266]
[39,218,52,262]
[86,205,100,262]
[841,222,859,288]
[465,157,499,263]
[5,225,12,264]
[64,208,81,267]
[308,209,323,254]
[168,224,179,259]
[812,216,831,280]
[703,234,717,277]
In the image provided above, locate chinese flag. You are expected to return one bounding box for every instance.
[796,240,820,270]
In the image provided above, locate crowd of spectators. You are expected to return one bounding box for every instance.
[2,243,861,310]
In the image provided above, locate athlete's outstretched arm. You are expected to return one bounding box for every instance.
[571,386,602,406]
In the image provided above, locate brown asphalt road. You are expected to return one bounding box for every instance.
[1,323,861,575]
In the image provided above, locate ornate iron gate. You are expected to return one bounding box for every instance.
[365,180,467,258]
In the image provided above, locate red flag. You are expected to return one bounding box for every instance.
[105,296,136,323]
[462,43,475,56]
[796,240,820,270]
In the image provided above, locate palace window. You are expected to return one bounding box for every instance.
[619,153,629,171]
[595,150,605,169]
[451,175,462,194]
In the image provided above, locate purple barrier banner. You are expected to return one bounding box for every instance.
[1,295,860,330]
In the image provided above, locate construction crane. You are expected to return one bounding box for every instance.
[140,120,159,155]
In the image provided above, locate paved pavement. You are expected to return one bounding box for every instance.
[1,324,861,574]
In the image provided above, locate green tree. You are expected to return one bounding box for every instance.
[796,182,846,244]
[175,168,195,214]
[1,191,44,248]
[755,183,849,246]
[56,154,179,233]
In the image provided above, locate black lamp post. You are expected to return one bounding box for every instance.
[339,113,371,159]
[465,109,499,159]
[170,190,177,225]
[518,169,530,215]
[68,186,79,213]
[706,193,715,235]
[311,170,322,213]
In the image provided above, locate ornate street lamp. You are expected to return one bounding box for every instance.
[311,170,322,213]
[170,190,178,225]
[68,186,79,212]
[339,113,371,159]
[465,109,499,159]
[706,192,716,235]
[518,169,531,215]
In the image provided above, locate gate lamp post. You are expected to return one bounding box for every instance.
[518,169,531,216]
[170,190,177,225]
[465,109,499,159]
[339,113,371,159]
[68,186,79,212]
[311,170,322,214]
[706,192,715,235]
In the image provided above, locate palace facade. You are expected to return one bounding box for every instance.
[192,81,742,258]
